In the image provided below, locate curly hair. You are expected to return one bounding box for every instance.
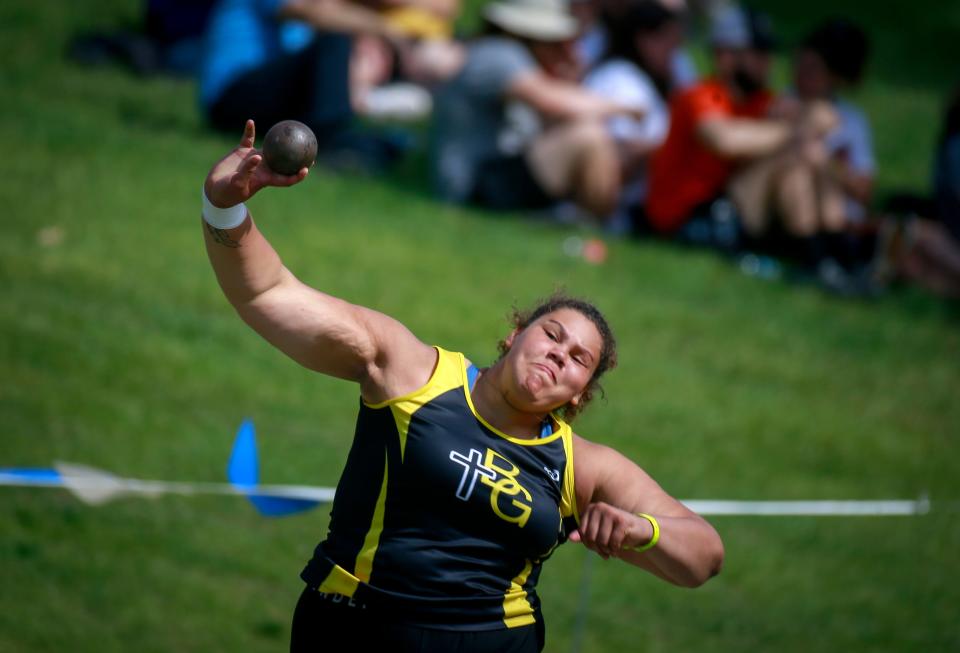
[496,292,618,421]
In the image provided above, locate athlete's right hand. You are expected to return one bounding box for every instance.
[204,119,308,208]
[569,501,655,560]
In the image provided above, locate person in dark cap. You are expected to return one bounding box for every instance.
[642,4,788,243]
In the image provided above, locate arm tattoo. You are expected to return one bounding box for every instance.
[205,223,240,248]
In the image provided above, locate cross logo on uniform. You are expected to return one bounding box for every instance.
[449,448,496,501]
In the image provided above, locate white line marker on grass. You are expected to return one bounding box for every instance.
[0,467,930,516]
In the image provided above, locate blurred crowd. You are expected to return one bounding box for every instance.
[71,0,960,299]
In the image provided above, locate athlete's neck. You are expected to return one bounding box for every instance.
[471,363,546,439]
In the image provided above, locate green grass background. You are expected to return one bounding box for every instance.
[2,1,959,651]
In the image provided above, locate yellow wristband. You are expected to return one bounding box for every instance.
[629,513,660,553]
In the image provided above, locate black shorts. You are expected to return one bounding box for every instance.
[290,587,543,653]
[469,154,554,212]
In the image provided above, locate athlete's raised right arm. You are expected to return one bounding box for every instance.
[202,120,437,403]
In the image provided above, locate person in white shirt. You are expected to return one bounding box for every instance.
[583,1,678,228]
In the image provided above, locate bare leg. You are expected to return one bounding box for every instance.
[727,153,783,237]
[527,120,621,218]
[900,219,960,298]
[815,171,849,233]
[774,160,819,237]
[727,149,828,238]
[349,35,395,112]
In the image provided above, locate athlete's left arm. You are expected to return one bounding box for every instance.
[569,435,724,588]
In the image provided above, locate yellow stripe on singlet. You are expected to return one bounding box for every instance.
[348,349,462,582]
[353,457,389,583]
[559,429,580,524]
[502,559,536,627]
[366,347,463,461]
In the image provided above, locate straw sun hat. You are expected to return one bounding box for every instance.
[483,0,579,42]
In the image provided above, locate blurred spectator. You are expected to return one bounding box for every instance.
[792,19,875,229]
[595,0,685,98]
[571,0,605,69]
[643,5,870,293]
[576,0,697,91]
[642,5,781,248]
[351,0,466,121]
[876,86,960,298]
[934,85,960,243]
[68,0,216,77]
[200,0,413,172]
[389,0,467,87]
[583,1,677,228]
[431,0,642,218]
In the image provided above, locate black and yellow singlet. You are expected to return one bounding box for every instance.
[300,347,580,631]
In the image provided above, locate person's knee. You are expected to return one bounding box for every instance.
[727,172,770,236]
[528,120,619,216]
[776,163,819,236]
[570,122,620,216]
[527,122,596,197]
[820,207,847,233]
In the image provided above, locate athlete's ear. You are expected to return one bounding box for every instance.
[569,394,581,406]
[504,328,520,349]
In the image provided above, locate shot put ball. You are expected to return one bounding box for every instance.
[262,120,318,175]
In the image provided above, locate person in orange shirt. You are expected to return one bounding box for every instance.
[644,6,775,238]
[643,6,838,268]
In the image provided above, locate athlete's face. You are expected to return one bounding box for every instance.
[502,309,603,414]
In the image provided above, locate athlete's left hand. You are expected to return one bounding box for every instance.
[568,501,654,560]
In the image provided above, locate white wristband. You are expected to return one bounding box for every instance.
[201,188,248,230]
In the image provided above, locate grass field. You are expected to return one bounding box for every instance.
[2,1,959,651]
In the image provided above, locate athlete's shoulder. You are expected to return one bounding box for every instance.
[363,346,465,408]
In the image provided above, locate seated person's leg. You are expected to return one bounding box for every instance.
[774,160,819,238]
[350,34,396,112]
[526,120,620,218]
[727,153,786,238]
[815,170,849,233]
